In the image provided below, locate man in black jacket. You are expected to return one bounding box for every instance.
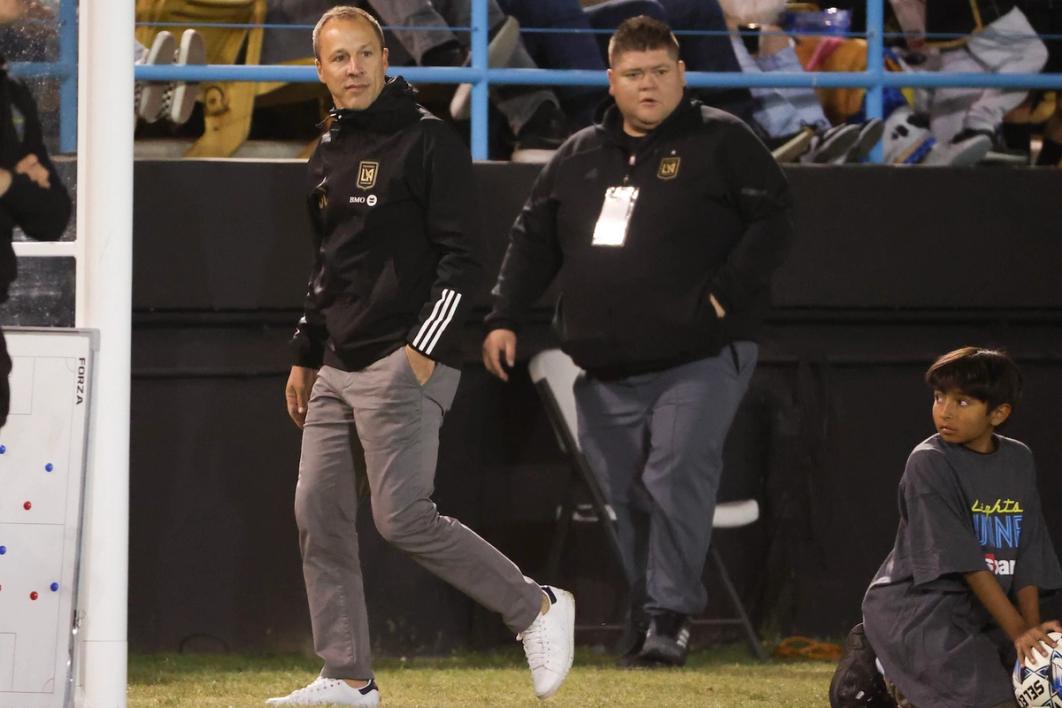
[271,8,573,706]
[483,15,792,667]
[0,0,74,428]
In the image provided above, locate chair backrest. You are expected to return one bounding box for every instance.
[528,348,584,453]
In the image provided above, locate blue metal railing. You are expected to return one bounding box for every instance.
[16,0,1062,159]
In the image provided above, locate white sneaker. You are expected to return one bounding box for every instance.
[265,676,380,706]
[518,586,575,699]
[161,29,205,125]
[135,31,176,123]
[921,131,992,167]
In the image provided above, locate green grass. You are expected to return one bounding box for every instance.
[129,645,835,707]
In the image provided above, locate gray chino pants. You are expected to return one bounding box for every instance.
[295,348,543,679]
[573,342,758,616]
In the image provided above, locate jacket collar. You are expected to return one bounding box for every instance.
[326,76,422,135]
[595,90,701,148]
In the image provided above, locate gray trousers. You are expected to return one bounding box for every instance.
[367,0,558,135]
[295,348,543,679]
[573,342,757,616]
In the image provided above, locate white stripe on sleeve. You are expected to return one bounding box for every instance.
[424,290,462,355]
[412,288,453,350]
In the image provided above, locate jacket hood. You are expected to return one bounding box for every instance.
[327,76,422,134]
[593,90,702,145]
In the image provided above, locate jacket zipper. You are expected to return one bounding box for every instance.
[622,153,635,186]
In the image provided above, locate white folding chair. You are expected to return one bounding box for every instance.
[528,348,766,659]
[528,349,631,587]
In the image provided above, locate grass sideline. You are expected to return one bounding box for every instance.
[129,645,835,707]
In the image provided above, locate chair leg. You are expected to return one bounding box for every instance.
[544,472,577,583]
[710,545,767,660]
[573,454,632,587]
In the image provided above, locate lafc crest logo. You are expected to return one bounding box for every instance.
[657,156,680,180]
[357,161,379,190]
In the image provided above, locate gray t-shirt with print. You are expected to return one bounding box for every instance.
[863,434,1062,708]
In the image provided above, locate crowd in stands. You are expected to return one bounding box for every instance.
[242,0,1062,166]
[6,0,1062,165]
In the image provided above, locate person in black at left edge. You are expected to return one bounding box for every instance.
[0,0,73,429]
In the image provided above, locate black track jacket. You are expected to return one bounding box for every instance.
[486,94,792,377]
[290,78,481,371]
[0,62,72,302]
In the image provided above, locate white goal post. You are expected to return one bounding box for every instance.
[73,1,134,706]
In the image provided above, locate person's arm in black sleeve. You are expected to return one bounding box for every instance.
[289,177,330,370]
[484,152,564,333]
[710,118,793,314]
[289,272,328,369]
[286,174,330,429]
[0,78,71,241]
[405,120,482,359]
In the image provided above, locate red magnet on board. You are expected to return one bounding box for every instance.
[30,591,38,600]
[23,501,31,510]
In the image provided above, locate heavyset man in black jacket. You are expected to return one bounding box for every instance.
[0,0,73,429]
[271,7,573,706]
[483,16,792,667]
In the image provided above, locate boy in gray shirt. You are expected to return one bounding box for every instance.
[861,347,1062,708]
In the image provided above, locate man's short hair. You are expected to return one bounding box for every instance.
[313,6,385,59]
[608,15,680,66]
[925,347,1023,410]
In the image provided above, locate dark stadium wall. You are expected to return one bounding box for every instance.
[126,161,1062,653]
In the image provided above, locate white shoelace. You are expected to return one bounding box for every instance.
[520,617,552,669]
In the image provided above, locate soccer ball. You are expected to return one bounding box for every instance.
[1013,631,1062,708]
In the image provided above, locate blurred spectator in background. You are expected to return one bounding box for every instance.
[497,0,662,128]
[922,1,1047,164]
[720,0,883,163]
[1013,0,1062,166]
[0,0,55,62]
[364,0,570,161]
[0,0,72,428]
[498,0,759,130]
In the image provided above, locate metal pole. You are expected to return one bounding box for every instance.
[470,0,489,160]
[76,0,133,704]
[58,0,77,153]
[866,0,885,162]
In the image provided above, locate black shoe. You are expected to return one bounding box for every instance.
[828,623,895,708]
[949,127,995,144]
[636,611,690,667]
[421,39,468,67]
[512,101,569,163]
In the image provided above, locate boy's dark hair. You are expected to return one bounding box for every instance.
[925,347,1022,410]
[608,16,680,66]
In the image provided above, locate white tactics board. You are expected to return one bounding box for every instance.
[0,328,95,708]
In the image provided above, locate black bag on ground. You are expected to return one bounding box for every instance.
[828,622,896,708]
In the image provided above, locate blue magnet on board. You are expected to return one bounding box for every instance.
[45,463,54,472]
[0,546,6,555]
[0,444,6,453]
[50,582,59,592]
